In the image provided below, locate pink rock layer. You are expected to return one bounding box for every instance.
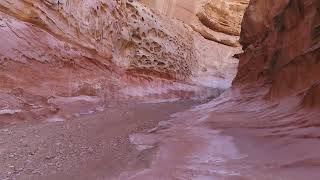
[0,0,238,123]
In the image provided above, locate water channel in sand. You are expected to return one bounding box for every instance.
[119,102,249,180]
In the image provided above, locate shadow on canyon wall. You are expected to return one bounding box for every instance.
[0,0,319,179]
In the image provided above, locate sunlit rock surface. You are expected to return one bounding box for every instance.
[197,0,249,36]
[0,0,196,80]
[0,0,320,179]
[0,0,238,122]
[139,0,249,46]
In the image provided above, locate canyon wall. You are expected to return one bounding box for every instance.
[0,0,239,122]
[0,0,198,81]
[139,0,249,47]
[0,1,319,179]
[234,0,320,108]
[0,0,239,89]
[2,0,318,123]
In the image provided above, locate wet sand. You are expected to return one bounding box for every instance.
[0,100,198,180]
[119,100,246,180]
[223,128,320,180]
[1,93,320,180]
[118,91,320,180]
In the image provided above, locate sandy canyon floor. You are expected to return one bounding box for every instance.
[1,94,320,180]
[0,100,198,180]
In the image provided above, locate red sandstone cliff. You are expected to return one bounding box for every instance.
[234,0,320,108]
[0,0,239,122]
[0,0,318,136]
[0,0,320,179]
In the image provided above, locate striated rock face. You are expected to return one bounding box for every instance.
[0,0,239,84]
[195,0,249,47]
[0,0,320,179]
[197,0,249,36]
[0,0,239,122]
[234,0,320,107]
[139,0,249,47]
[302,82,320,108]
[0,0,198,81]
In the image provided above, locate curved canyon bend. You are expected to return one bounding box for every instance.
[0,0,320,179]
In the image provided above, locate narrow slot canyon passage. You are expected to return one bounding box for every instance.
[0,0,320,180]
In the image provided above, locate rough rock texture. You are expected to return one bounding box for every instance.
[0,0,238,122]
[234,0,320,107]
[1,0,320,179]
[226,0,320,141]
[0,0,197,81]
[197,0,249,36]
[139,0,249,47]
[167,1,320,178]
